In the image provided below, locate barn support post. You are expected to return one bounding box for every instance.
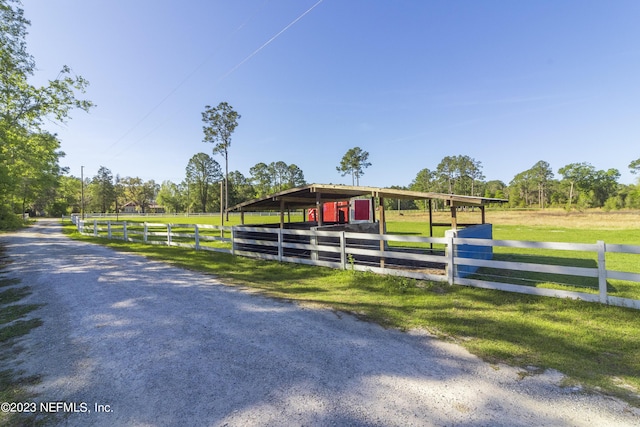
[450,205,458,230]
[481,205,486,224]
[370,196,376,222]
[279,199,285,229]
[316,192,324,226]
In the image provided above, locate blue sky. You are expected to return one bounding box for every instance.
[22,0,640,187]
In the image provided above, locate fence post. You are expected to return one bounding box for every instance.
[340,231,346,270]
[123,222,128,241]
[93,220,98,237]
[311,230,318,261]
[277,228,283,262]
[194,224,200,250]
[107,221,112,239]
[597,240,607,304]
[144,222,148,243]
[167,224,172,246]
[231,227,235,256]
[445,230,456,285]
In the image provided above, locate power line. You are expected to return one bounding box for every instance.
[216,0,324,83]
[106,0,324,161]
[103,0,270,154]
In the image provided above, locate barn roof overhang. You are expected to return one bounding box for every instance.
[228,184,508,212]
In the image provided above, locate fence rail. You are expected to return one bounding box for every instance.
[71,217,640,310]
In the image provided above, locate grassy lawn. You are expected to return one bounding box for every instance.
[62,210,640,406]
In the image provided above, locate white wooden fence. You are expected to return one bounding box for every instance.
[72,217,640,310]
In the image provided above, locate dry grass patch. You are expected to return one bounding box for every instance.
[388,208,640,229]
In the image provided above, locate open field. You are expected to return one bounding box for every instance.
[389,208,640,229]
[62,214,640,406]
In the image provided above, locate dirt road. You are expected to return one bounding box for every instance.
[3,220,638,426]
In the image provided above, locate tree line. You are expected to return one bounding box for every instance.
[62,150,640,217]
[74,157,306,215]
[404,155,640,211]
[77,142,373,215]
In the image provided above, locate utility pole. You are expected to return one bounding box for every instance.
[81,166,85,220]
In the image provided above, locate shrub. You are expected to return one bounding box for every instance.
[0,205,25,230]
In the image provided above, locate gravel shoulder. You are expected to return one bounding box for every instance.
[2,219,639,426]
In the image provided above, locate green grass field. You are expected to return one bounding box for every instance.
[64,210,640,406]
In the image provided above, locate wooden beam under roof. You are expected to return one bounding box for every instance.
[229,183,508,212]
[310,184,376,196]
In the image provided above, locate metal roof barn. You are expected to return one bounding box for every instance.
[228,184,508,233]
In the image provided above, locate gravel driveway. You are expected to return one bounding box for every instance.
[2,220,638,426]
